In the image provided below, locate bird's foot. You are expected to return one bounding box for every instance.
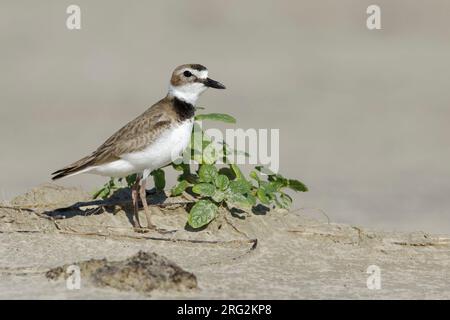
[133,226,153,234]
[132,225,177,234]
[154,227,177,234]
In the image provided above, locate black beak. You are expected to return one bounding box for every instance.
[204,77,226,89]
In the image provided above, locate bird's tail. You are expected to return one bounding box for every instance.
[51,155,95,180]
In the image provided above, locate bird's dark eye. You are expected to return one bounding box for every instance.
[183,70,192,77]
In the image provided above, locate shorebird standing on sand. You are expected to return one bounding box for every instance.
[51,64,226,231]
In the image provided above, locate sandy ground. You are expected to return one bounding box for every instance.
[0,184,449,299]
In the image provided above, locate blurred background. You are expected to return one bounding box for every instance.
[1,0,450,233]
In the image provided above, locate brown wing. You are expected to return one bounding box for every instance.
[51,98,175,180]
[92,107,173,163]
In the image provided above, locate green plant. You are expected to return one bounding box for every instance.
[173,162,307,228]
[93,111,308,229]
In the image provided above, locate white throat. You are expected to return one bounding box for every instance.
[168,83,207,105]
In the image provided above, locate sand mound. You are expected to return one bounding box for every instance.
[46,251,197,293]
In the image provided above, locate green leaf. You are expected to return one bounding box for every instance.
[276,192,293,209]
[151,169,166,191]
[92,186,104,199]
[93,178,119,199]
[192,183,216,197]
[257,188,271,205]
[214,174,229,190]
[99,189,110,200]
[195,113,236,124]
[125,174,137,187]
[221,143,250,158]
[190,122,204,161]
[218,167,236,180]
[192,150,204,164]
[281,192,293,203]
[202,142,218,164]
[198,164,218,183]
[230,164,244,180]
[247,194,257,206]
[188,199,218,228]
[172,163,190,174]
[288,179,308,192]
[226,192,252,208]
[171,180,189,196]
[249,171,260,183]
[229,179,251,194]
[212,190,226,203]
[202,135,212,147]
[93,187,108,200]
[255,165,276,175]
[265,181,284,194]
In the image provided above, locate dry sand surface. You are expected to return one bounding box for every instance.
[0,183,449,299]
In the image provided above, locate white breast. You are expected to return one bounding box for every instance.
[123,119,193,170]
[90,119,193,178]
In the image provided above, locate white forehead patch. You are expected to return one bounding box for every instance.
[194,70,208,79]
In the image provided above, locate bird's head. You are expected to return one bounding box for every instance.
[168,64,226,104]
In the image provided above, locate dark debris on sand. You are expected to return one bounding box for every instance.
[46,251,197,293]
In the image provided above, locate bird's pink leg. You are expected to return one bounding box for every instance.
[139,178,156,230]
[131,176,142,228]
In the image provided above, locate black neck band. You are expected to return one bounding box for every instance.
[173,97,195,121]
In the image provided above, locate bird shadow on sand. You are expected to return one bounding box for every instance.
[42,188,168,228]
